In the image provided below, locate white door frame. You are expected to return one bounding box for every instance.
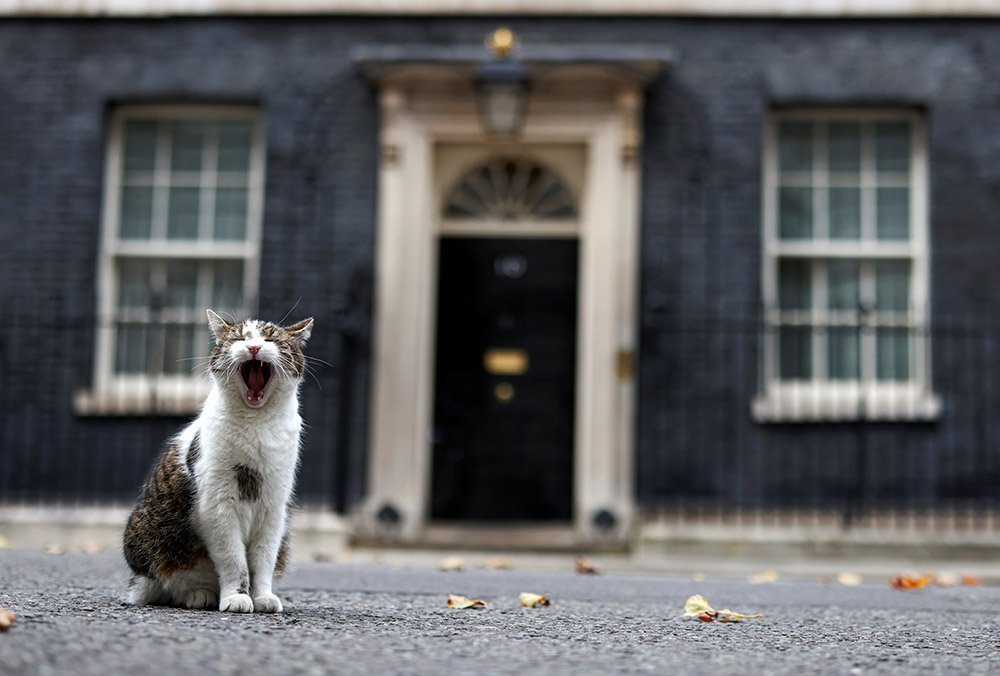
[359,79,644,545]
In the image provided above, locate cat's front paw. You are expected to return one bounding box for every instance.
[219,593,254,613]
[184,588,219,610]
[253,592,283,613]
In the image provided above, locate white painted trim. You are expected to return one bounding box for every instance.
[362,81,641,544]
[5,0,1000,18]
[756,108,935,423]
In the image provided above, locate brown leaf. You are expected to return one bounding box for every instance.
[962,574,982,587]
[0,607,15,632]
[748,570,779,584]
[890,574,933,590]
[574,555,600,575]
[519,593,551,608]
[446,593,488,609]
[481,556,514,570]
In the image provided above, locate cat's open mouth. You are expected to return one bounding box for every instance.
[240,359,272,407]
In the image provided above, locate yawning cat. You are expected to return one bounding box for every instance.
[123,309,314,613]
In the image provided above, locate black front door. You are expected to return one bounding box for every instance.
[431,237,578,522]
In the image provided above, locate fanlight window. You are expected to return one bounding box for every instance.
[443,156,578,220]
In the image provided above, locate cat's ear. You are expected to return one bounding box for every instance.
[285,317,314,346]
[206,309,233,345]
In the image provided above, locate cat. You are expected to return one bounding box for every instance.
[123,309,314,613]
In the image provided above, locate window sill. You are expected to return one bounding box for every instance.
[752,385,941,423]
[74,380,210,417]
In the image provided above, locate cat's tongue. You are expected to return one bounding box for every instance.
[242,360,269,404]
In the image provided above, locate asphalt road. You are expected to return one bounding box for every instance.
[1,549,998,674]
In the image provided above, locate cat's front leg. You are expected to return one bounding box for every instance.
[247,511,286,613]
[200,505,254,613]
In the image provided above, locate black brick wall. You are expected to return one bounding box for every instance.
[2,17,1000,516]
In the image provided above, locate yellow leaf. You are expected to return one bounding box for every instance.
[519,593,551,608]
[683,594,715,617]
[683,595,762,623]
[481,556,514,570]
[0,607,15,632]
[447,593,488,609]
[836,572,863,586]
[716,608,765,622]
[439,556,466,572]
[962,574,982,587]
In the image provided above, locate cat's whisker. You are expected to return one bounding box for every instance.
[277,299,302,327]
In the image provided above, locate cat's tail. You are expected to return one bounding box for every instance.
[127,576,171,606]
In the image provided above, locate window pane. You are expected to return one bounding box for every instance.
[162,323,199,375]
[170,121,206,173]
[119,186,154,239]
[165,260,199,310]
[778,122,812,172]
[167,187,201,239]
[214,187,248,240]
[828,123,861,173]
[876,260,910,311]
[828,327,860,380]
[123,120,158,173]
[877,328,910,380]
[218,121,253,174]
[779,187,813,239]
[875,122,911,173]
[212,261,244,312]
[828,260,859,310]
[779,259,811,310]
[118,260,151,309]
[829,187,860,240]
[876,187,909,240]
[114,323,151,374]
[779,326,812,379]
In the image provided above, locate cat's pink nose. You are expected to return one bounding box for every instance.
[249,345,261,358]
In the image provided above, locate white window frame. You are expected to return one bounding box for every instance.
[754,108,940,422]
[75,104,265,415]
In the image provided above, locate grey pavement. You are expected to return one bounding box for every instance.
[1,549,998,674]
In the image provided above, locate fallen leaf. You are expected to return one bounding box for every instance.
[836,572,863,586]
[519,593,551,608]
[748,570,779,584]
[683,594,762,623]
[890,574,933,590]
[481,556,514,570]
[447,593,488,609]
[962,574,982,587]
[44,544,65,555]
[683,594,714,617]
[0,607,15,632]
[0,535,10,550]
[934,572,960,587]
[574,555,600,575]
[691,572,707,582]
[82,541,107,555]
[439,556,466,572]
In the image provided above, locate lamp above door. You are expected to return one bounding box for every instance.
[475,28,530,137]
